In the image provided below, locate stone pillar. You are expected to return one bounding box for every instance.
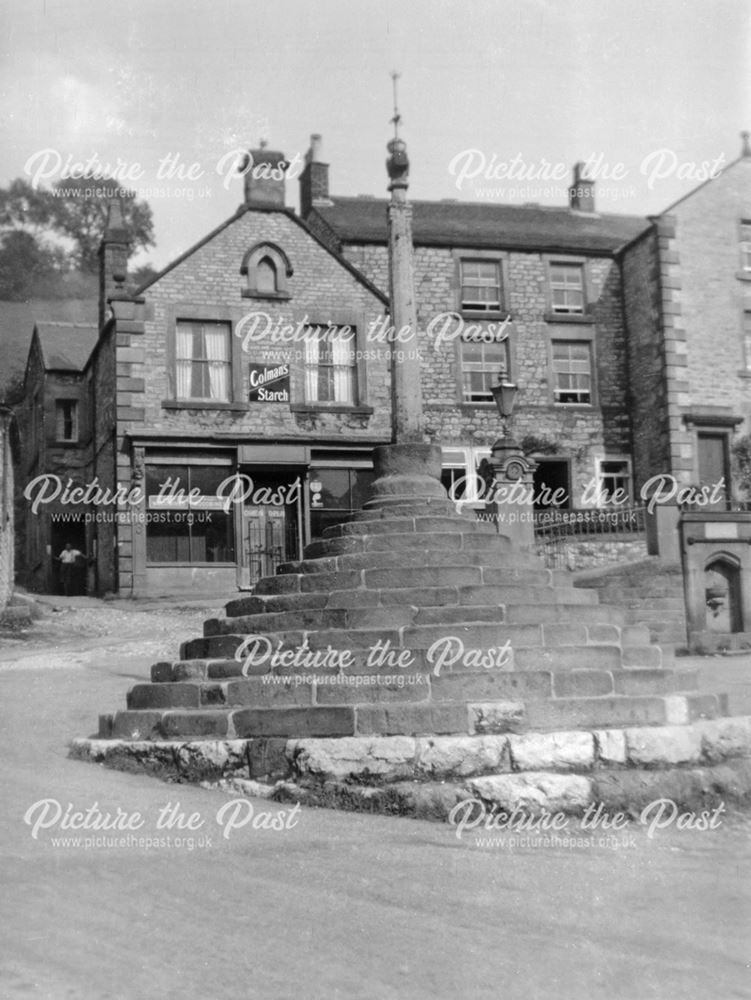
[487,440,538,550]
[386,137,424,445]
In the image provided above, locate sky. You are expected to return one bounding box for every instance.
[1,0,749,269]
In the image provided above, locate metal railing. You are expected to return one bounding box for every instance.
[533,506,646,569]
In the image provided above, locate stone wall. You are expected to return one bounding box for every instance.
[538,537,648,572]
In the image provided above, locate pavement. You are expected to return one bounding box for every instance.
[1,596,750,1000]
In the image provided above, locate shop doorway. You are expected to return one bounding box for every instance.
[236,469,303,588]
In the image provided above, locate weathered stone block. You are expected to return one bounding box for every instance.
[508,731,595,771]
[467,772,593,814]
[624,724,703,766]
[415,735,509,778]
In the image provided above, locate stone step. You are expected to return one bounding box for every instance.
[226,576,568,620]
[524,693,720,731]
[304,530,514,559]
[504,603,626,626]
[151,659,246,682]
[277,548,543,575]
[104,689,723,742]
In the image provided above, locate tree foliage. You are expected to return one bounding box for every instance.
[0,177,155,299]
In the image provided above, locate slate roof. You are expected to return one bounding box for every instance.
[35,321,98,371]
[0,299,98,399]
[313,197,650,255]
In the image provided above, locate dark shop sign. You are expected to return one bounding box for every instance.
[248,363,290,402]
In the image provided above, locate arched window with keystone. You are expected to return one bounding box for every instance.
[240,243,293,299]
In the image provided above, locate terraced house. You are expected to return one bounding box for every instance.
[302,142,648,509]
[17,133,751,598]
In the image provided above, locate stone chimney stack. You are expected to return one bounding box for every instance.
[243,142,288,207]
[98,198,129,329]
[569,161,596,213]
[300,133,331,219]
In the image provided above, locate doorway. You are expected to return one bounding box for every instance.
[50,520,87,595]
[236,468,303,588]
[532,459,571,510]
[697,432,729,510]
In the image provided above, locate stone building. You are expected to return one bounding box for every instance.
[621,135,751,500]
[79,158,389,596]
[17,320,98,593]
[302,140,649,508]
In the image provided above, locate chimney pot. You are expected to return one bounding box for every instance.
[742,131,751,158]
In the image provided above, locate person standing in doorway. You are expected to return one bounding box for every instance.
[56,542,85,596]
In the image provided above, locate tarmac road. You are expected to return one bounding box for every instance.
[0,599,749,1000]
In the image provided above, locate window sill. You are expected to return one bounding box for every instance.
[162,400,248,411]
[553,402,595,409]
[241,289,292,301]
[290,403,374,416]
[458,309,511,321]
[544,313,594,324]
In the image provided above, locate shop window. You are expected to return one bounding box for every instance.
[460,340,509,403]
[309,467,375,537]
[552,340,592,404]
[304,327,357,405]
[175,321,231,402]
[145,462,235,564]
[55,399,78,442]
[549,263,585,314]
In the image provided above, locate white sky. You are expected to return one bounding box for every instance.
[1,0,749,268]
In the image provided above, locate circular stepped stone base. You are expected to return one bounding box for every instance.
[70,715,751,820]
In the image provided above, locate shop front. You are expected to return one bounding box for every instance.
[131,441,379,596]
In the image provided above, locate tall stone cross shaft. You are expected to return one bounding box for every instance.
[387,137,424,444]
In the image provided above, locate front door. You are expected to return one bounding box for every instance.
[697,433,729,510]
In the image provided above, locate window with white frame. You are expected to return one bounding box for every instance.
[441,446,492,505]
[460,340,509,403]
[595,457,632,506]
[740,221,751,272]
[303,326,356,405]
[552,340,592,404]
[550,262,585,314]
[460,260,502,312]
[55,399,78,442]
[175,321,231,401]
